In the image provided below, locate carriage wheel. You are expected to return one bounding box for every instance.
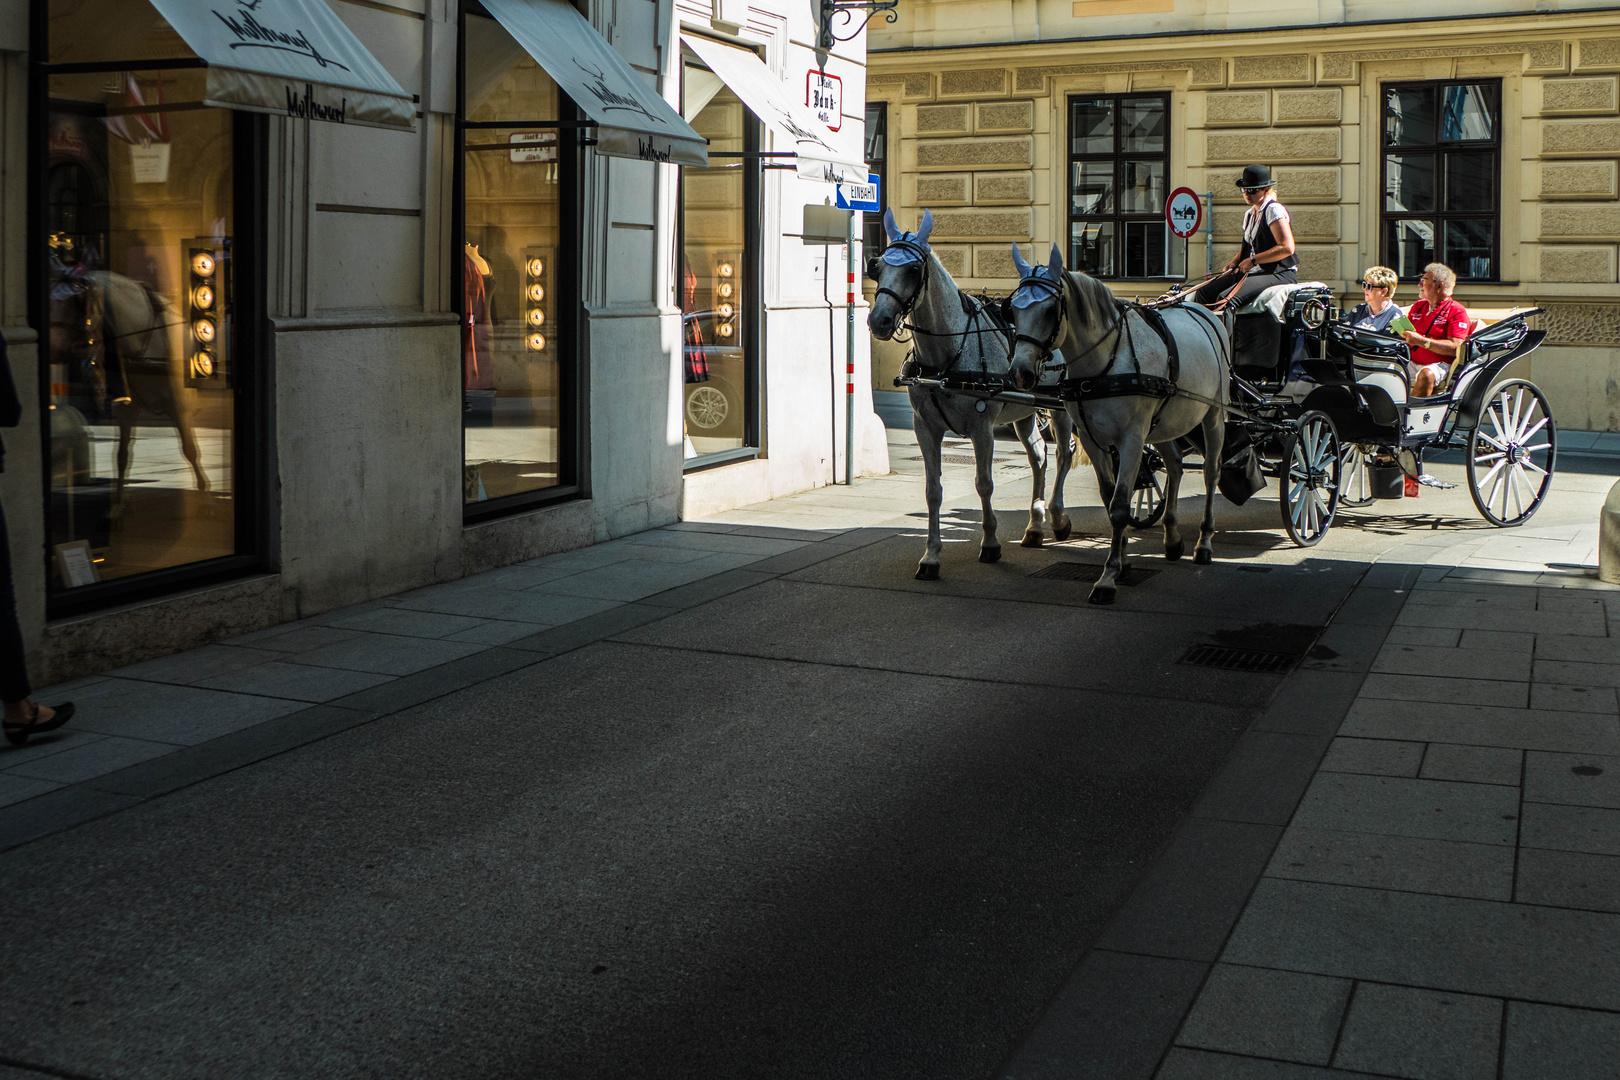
[1279,411,1341,547]
[1339,442,1376,508]
[1123,447,1167,529]
[1466,379,1555,528]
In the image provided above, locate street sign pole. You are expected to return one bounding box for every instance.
[1203,191,1214,276]
[845,210,857,485]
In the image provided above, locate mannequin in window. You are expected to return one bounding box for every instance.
[463,242,494,393]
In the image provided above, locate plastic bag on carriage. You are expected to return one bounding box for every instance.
[1176,425,1268,506]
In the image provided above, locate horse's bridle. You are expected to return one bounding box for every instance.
[1010,273,1069,367]
[872,238,932,322]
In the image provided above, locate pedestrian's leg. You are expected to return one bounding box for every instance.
[0,505,72,745]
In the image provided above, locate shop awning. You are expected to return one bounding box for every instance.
[480,0,708,167]
[680,34,865,184]
[146,0,415,130]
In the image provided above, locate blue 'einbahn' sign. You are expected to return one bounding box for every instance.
[835,174,881,212]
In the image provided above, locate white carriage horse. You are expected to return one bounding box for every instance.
[1004,246,1230,605]
[866,210,1078,580]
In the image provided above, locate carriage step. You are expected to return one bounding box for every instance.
[1031,561,1161,587]
[1179,644,1300,674]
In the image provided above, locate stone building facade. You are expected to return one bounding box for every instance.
[866,2,1620,432]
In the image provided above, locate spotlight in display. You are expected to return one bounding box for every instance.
[193,317,216,344]
[527,308,545,327]
[718,282,733,298]
[718,262,733,277]
[718,323,734,338]
[184,238,228,386]
[527,258,545,278]
[523,246,550,352]
[192,251,215,277]
[194,351,215,377]
[527,283,545,303]
[718,303,733,317]
[193,284,214,310]
[527,333,546,351]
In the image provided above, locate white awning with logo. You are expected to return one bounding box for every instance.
[479,0,708,167]
[680,34,864,184]
[146,0,415,130]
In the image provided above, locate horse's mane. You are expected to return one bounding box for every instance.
[1065,269,1118,328]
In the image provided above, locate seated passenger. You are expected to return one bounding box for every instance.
[1346,266,1403,333]
[1402,263,1470,397]
[1192,164,1297,310]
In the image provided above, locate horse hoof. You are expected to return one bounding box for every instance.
[1194,549,1213,565]
[1021,533,1043,548]
[1165,541,1185,562]
[915,563,941,581]
[1053,521,1073,542]
[979,546,1002,564]
[1088,585,1117,605]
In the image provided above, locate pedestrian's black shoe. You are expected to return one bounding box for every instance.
[4,702,74,747]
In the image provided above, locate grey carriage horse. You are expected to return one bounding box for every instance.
[1004,246,1229,605]
[867,210,1078,580]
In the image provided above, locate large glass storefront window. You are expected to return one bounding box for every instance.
[680,53,760,462]
[459,4,577,511]
[41,52,253,600]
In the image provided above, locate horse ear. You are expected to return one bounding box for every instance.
[916,209,934,245]
[883,208,900,243]
[1010,244,1033,279]
[1048,243,1065,280]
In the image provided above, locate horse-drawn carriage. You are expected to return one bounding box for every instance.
[869,210,1555,602]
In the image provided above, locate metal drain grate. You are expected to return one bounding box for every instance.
[907,454,1016,467]
[1032,562,1161,587]
[1237,566,1273,574]
[1180,644,1299,674]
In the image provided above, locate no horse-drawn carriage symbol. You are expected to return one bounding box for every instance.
[1166,187,1202,239]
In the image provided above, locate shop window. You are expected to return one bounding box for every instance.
[458,2,580,513]
[863,102,888,256]
[1381,80,1501,282]
[1066,94,1181,280]
[38,10,264,612]
[679,49,761,464]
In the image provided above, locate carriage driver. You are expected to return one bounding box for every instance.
[1193,164,1298,310]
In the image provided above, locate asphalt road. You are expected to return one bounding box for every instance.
[0,441,1608,1080]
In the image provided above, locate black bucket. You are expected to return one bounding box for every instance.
[1370,465,1405,499]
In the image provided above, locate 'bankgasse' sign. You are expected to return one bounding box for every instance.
[808,71,843,132]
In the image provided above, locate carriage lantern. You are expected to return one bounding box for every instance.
[523,247,550,353]
[183,238,227,387]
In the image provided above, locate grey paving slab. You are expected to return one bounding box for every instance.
[1502,1001,1620,1080]
[1358,673,1527,708]
[284,633,489,676]
[0,785,139,851]
[1092,818,1283,962]
[224,623,368,652]
[1373,643,1531,681]
[1516,847,1620,913]
[638,568,778,610]
[1384,624,1460,647]
[56,680,310,745]
[441,619,551,645]
[1459,629,1535,652]
[1537,658,1620,688]
[503,603,671,655]
[1156,1047,1384,1079]
[195,661,396,704]
[1003,950,1209,1080]
[1530,683,1620,714]
[1403,586,1536,609]
[325,607,489,638]
[0,728,107,769]
[1521,802,1620,857]
[1330,588,1409,629]
[1248,670,1369,738]
[1533,635,1620,666]
[324,646,545,716]
[1420,743,1523,786]
[1266,826,1514,901]
[1331,982,1502,1080]
[1175,964,1351,1065]
[1523,750,1620,809]
[5,736,176,785]
[1189,732,1333,825]
[1341,699,1620,755]
[624,529,808,556]
[1222,879,1620,1012]
[0,773,61,809]
[1396,603,1606,637]
[109,644,285,686]
[392,584,623,625]
[1536,590,1615,614]
[1298,621,1385,674]
[1290,772,1519,846]
[526,552,765,602]
[1320,737,1424,777]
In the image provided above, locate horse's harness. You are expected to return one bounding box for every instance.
[882,239,1014,393]
[1012,273,1182,404]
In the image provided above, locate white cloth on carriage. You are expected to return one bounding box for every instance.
[1234,282,1329,321]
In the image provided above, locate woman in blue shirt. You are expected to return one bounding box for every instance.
[1345,265,1403,333]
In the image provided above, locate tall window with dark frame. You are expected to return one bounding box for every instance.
[1382,80,1501,282]
[457,0,580,516]
[34,0,266,614]
[1067,94,1180,279]
[863,102,888,255]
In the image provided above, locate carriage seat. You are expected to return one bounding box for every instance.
[1234,282,1331,322]
[1231,282,1331,380]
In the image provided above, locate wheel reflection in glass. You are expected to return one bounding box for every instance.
[687,385,730,430]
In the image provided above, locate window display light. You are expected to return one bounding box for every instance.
[183,238,228,387]
[522,246,552,353]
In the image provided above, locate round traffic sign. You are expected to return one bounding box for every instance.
[1166,187,1202,239]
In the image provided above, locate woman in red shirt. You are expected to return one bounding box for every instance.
[1402,263,1471,398]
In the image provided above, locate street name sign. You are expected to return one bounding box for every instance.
[835,174,880,212]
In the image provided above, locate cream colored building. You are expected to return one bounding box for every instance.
[866,1,1620,431]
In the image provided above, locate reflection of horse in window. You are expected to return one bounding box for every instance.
[54,270,211,504]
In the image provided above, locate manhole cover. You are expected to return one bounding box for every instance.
[1031,562,1160,587]
[1180,644,1299,674]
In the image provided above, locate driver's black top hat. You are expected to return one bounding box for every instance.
[1236,164,1274,190]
